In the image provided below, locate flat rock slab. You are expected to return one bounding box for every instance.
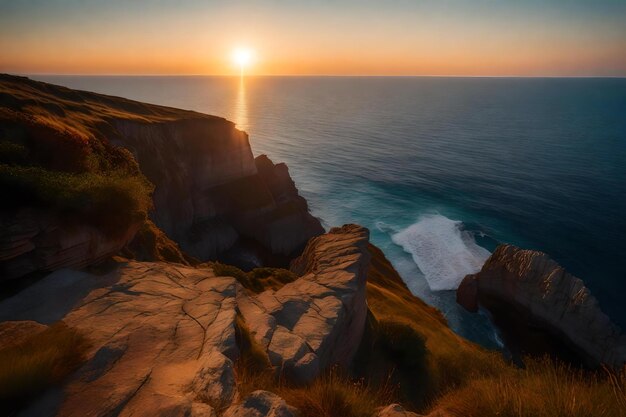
[0,261,239,417]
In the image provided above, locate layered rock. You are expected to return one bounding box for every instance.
[0,209,139,281]
[457,244,626,368]
[0,225,371,415]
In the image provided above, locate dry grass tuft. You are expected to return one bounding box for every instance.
[0,322,90,414]
[434,357,626,417]
[278,368,395,417]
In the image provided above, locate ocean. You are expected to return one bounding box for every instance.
[32,75,626,348]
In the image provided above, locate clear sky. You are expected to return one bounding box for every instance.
[1,0,625,76]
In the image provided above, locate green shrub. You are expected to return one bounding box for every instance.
[0,164,153,237]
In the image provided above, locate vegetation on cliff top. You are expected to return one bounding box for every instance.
[0,74,227,238]
[0,77,162,237]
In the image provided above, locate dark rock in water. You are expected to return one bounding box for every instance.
[457,244,626,369]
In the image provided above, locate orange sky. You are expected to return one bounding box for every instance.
[1,1,625,76]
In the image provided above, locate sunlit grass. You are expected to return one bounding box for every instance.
[434,358,626,417]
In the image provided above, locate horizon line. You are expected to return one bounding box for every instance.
[10,72,626,79]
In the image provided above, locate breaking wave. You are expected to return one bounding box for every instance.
[392,214,491,291]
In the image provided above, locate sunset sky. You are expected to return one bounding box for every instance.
[1,0,625,76]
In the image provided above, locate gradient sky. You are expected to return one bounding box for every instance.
[1,0,625,76]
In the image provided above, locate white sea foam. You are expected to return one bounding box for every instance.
[391,214,491,291]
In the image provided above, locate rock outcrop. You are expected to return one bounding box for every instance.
[222,391,297,417]
[457,244,626,368]
[239,224,371,383]
[0,261,240,416]
[0,225,371,415]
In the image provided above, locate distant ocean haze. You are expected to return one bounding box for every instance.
[33,75,626,347]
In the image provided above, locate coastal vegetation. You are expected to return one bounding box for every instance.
[0,104,153,238]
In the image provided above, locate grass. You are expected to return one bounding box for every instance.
[434,357,626,417]
[0,322,90,414]
[209,262,297,293]
[0,76,187,238]
[0,164,153,238]
[362,244,504,409]
[236,361,394,417]
[277,368,395,417]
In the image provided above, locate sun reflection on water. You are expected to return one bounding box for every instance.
[233,77,248,132]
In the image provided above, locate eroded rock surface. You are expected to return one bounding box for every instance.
[0,225,372,415]
[0,261,238,416]
[457,244,626,368]
[222,390,297,417]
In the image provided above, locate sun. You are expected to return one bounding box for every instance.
[232,48,253,76]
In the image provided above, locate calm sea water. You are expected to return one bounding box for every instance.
[33,75,626,347]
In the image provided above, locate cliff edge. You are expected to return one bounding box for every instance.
[0,74,322,282]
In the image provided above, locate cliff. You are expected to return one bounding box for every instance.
[1,75,624,417]
[457,244,626,369]
[0,74,322,282]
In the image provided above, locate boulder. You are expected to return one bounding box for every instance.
[457,244,626,368]
[239,224,370,383]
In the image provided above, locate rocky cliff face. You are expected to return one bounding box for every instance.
[0,225,370,416]
[112,118,323,266]
[457,244,626,369]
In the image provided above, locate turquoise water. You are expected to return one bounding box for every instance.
[33,76,626,347]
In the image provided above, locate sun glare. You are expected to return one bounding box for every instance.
[232,48,253,76]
